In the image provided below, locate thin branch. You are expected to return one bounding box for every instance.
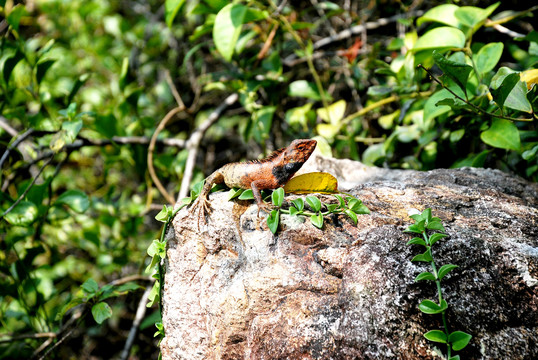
[148,106,184,205]
[0,116,19,136]
[418,64,534,122]
[2,155,54,217]
[490,23,525,38]
[164,70,186,109]
[108,274,154,286]
[178,93,239,200]
[119,284,153,360]
[0,126,35,170]
[0,332,56,344]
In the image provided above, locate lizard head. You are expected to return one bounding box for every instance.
[280,139,317,173]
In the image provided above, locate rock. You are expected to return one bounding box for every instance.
[160,156,538,359]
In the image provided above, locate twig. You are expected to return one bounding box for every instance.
[490,23,525,38]
[0,332,56,344]
[178,93,239,200]
[0,126,34,170]
[283,11,423,66]
[0,116,19,136]
[147,107,184,205]
[108,274,154,286]
[164,70,186,109]
[1,155,53,217]
[119,284,153,360]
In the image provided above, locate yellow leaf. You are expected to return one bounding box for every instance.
[520,69,538,90]
[284,172,338,194]
[316,100,346,124]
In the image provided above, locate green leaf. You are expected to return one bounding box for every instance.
[490,67,532,112]
[424,89,454,123]
[406,237,427,246]
[291,198,304,212]
[412,27,466,52]
[55,189,90,213]
[417,4,460,28]
[146,281,160,308]
[433,51,473,96]
[155,205,170,223]
[228,188,245,200]
[334,194,345,208]
[6,4,27,32]
[405,220,426,234]
[310,213,323,228]
[490,72,520,109]
[3,201,38,226]
[438,264,458,281]
[449,356,461,360]
[344,209,358,225]
[306,196,321,212]
[62,119,83,144]
[213,4,247,61]
[288,80,322,100]
[238,189,254,200]
[3,49,24,84]
[81,278,99,295]
[419,299,447,314]
[455,3,499,36]
[480,118,521,151]
[36,59,56,84]
[448,331,472,351]
[92,302,113,324]
[424,329,447,343]
[415,271,436,282]
[272,187,284,207]
[289,207,298,216]
[426,220,445,232]
[411,248,433,262]
[165,0,186,28]
[429,233,448,245]
[267,209,280,234]
[474,43,503,75]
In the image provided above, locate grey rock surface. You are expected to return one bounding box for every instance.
[161,157,538,359]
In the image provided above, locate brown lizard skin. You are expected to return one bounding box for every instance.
[191,139,317,225]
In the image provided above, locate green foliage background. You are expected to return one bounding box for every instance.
[0,0,536,358]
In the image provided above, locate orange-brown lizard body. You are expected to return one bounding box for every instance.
[192,139,317,223]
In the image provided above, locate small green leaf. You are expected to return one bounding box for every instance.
[419,299,447,314]
[454,3,499,36]
[406,237,427,246]
[6,4,27,32]
[228,188,244,200]
[238,189,254,200]
[474,42,503,75]
[271,187,284,207]
[432,50,474,95]
[146,281,160,308]
[326,203,338,212]
[288,80,322,100]
[438,264,458,281]
[412,27,465,52]
[490,72,520,109]
[165,0,186,27]
[155,205,169,223]
[291,198,304,212]
[289,207,298,216]
[344,209,358,225]
[426,220,445,232]
[405,220,426,234]
[449,356,461,360]
[267,209,280,234]
[81,278,99,295]
[490,67,532,112]
[310,213,323,228]
[334,194,345,208]
[429,233,448,245]
[480,118,521,151]
[36,59,56,84]
[411,248,433,262]
[55,189,90,213]
[306,196,321,212]
[92,302,113,324]
[448,331,472,351]
[213,4,248,61]
[415,271,436,282]
[424,329,447,343]
[3,201,38,226]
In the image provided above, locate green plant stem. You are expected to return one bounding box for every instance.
[424,230,451,358]
[418,64,534,122]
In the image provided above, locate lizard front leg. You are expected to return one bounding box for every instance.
[191,170,225,227]
[250,180,277,217]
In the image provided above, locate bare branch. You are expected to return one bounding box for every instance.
[178,93,239,200]
[119,284,153,360]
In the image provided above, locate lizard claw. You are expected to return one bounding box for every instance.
[256,201,276,218]
[190,195,211,230]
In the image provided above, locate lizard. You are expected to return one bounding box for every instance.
[190,139,317,225]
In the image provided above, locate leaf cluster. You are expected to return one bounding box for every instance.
[404,208,472,358]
